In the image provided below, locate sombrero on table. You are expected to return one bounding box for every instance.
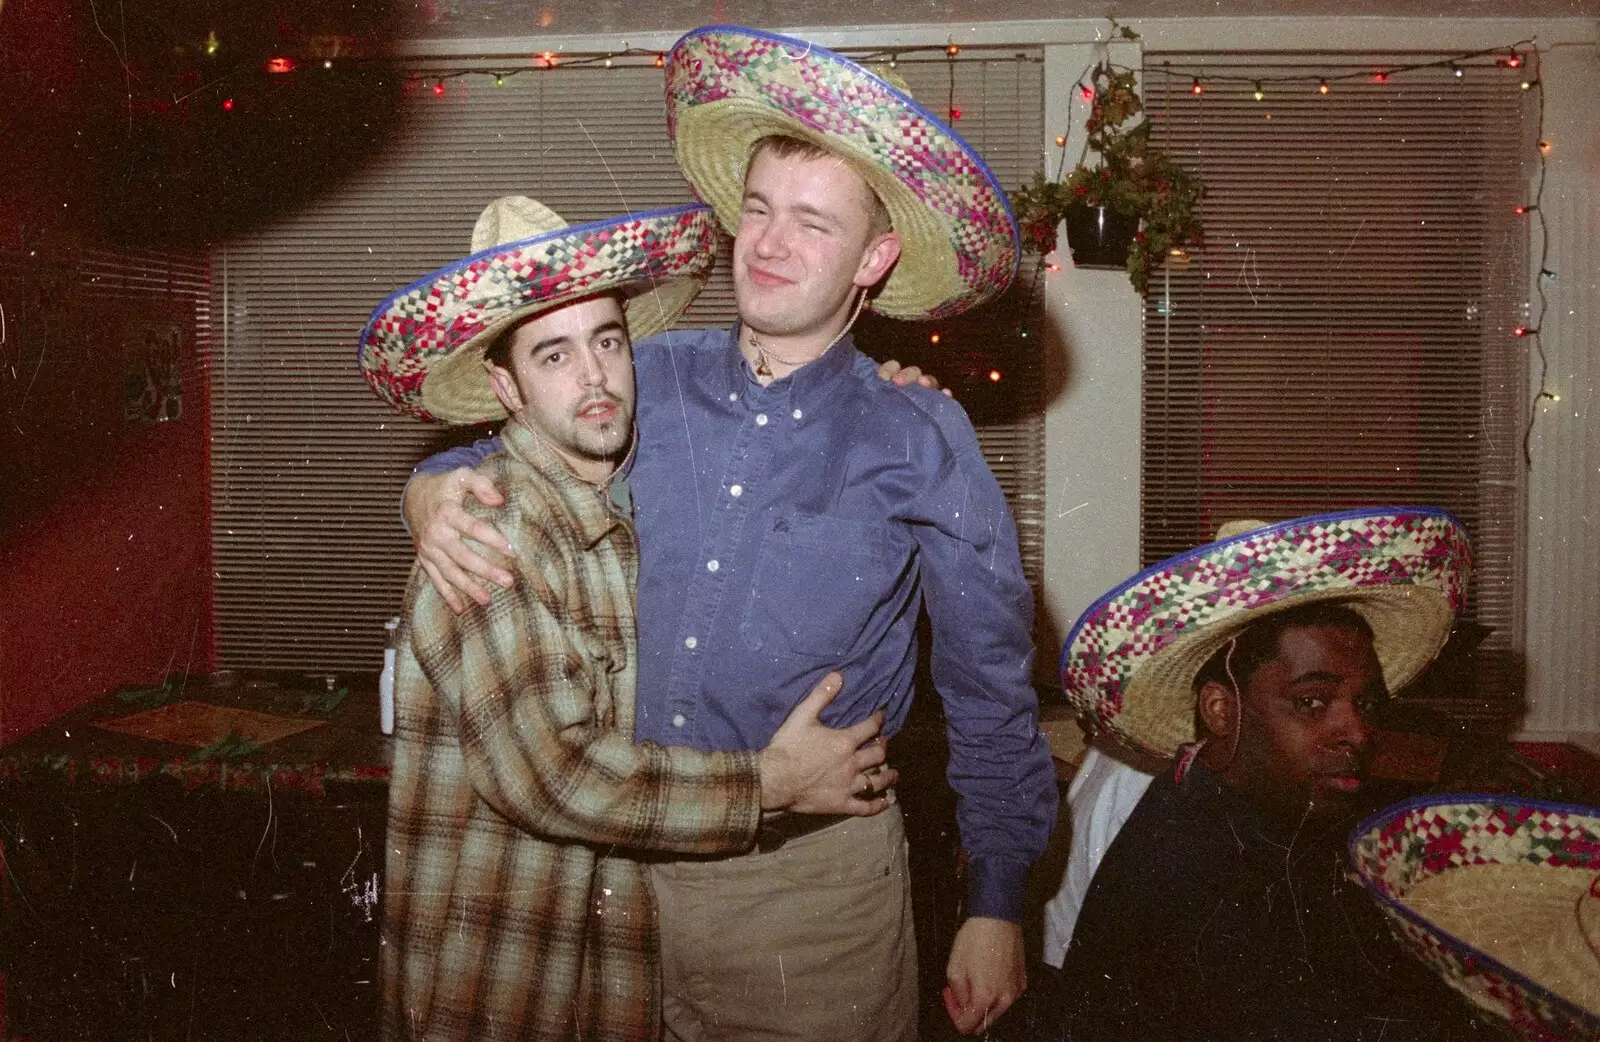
[664,24,1019,321]
[359,196,719,424]
[1060,506,1472,760]
[1351,795,1600,1040]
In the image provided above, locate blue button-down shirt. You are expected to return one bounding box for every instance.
[419,324,1057,921]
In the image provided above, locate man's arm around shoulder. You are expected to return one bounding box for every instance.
[404,437,511,612]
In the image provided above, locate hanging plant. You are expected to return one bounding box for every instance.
[1012,60,1206,295]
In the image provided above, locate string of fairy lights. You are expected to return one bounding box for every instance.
[1521,67,1555,468]
[1144,40,1540,95]
[217,40,1014,119]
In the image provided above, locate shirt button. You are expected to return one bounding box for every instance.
[706,559,720,572]
[684,636,698,649]
[672,714,686,728]
[755,413,769,426]
[792,409,803,420]
[729,484,743,497]
[729,392,739,402]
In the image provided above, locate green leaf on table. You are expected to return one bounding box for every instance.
[300,686,349,716]
[116,679,180,709]
[187,729,263,762]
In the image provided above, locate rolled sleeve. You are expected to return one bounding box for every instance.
[414,436,502,476]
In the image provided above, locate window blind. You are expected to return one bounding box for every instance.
[211,53,1045,671]
[1138,55,1529,714]
[3,244,212,521]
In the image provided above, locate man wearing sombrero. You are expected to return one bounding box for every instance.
[362,196,902,1042]
[397,25,1057,1040]
[1048,508,1490,1040]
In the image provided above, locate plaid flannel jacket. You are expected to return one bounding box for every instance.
[381,420,763,1042]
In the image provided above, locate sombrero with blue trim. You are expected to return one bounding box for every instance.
[1351,795,1600,1040]
[664,24,1019,321]
[359,196,719,424]
[1060,506,1472,760]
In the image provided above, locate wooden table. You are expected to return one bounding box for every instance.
[0,672,391,1041]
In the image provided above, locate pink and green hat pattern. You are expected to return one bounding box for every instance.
[1351,795,1600,1041]
[1060,506,1472,743]
[360,204,717,423]
[665,25,1019,319]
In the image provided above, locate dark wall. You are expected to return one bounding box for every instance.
[0,254,214,747]
[1,0,215,748]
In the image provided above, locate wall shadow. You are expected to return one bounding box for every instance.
[2,0,412,250]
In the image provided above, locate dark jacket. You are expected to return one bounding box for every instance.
[1052,761,1487,1041]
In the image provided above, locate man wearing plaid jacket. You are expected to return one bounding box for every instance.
[379,268,895,1041]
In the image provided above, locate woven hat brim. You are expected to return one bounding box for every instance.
[1060,507,1472,761]
[1351,795,1600,1036]
[1116,586,1454,757]
[359,204,718,425]
[665,25,1019,321]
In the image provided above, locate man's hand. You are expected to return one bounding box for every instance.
[404,467,515,614]
[759,672,898,814]
[877,358,953,397]
[942,917,1026,1035]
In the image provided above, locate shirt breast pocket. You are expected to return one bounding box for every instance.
[739,512,899,660]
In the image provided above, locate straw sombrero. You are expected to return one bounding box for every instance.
[1060,506,1472,760]
[359,197,719,424]
[1351,795,1600,1040]
[664,24,1019,321]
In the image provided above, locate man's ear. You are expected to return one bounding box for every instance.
[1196,679,1238,742]
[853,231,902,290]
[486,361,522,416]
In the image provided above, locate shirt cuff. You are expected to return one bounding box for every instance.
[964,853,1033,923]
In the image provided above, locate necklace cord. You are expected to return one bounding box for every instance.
[751,290,868,378]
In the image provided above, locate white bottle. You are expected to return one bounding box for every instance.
[380,617,400,735]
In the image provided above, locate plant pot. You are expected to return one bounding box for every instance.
[1063,204,1139,270]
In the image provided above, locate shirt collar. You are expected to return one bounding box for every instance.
[720,321,860,411]
[499,419,626,550]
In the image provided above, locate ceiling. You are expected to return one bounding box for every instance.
[403,0,1598,40]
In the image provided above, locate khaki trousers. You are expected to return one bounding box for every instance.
[651,804,919,1041]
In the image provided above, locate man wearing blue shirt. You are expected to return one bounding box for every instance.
[401,26,1056,1041]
